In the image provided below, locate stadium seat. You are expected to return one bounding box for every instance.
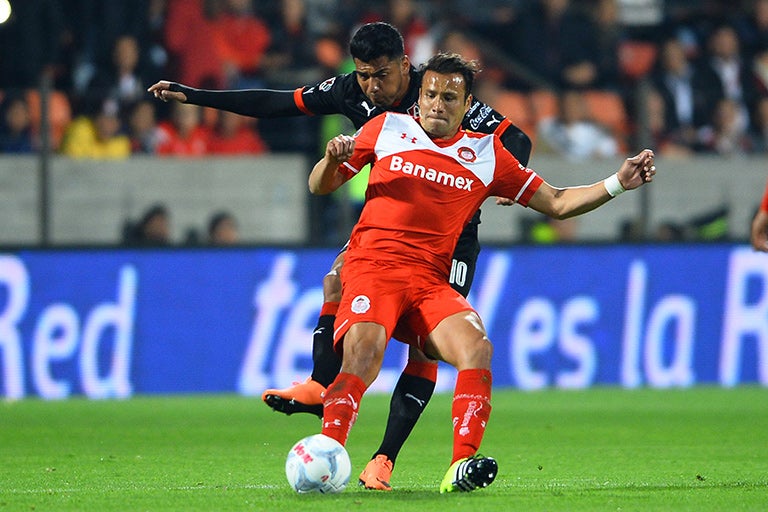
[582,89,629,139]
[25,89,72,149]
[529,89,559,123]
[618,41,658,80]
[493,90,535,139]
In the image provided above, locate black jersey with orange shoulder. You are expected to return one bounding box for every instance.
[294,67,531,166]
[173,67,531,165]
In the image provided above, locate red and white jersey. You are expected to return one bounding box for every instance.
[339,112,543,277]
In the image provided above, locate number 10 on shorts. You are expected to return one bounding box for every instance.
[449,258,468,287]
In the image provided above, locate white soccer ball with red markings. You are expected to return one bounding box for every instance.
[285,434,351,494]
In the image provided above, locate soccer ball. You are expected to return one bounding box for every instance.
[285,434,351,494]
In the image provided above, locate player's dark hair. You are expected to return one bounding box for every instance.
[420,53,480,99]
[349,22,405,62]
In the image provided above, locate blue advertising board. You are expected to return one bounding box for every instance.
[0,244,766,399]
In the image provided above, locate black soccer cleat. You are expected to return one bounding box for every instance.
[439,455,498,493]
[263,394,324,419]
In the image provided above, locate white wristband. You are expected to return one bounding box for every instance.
[604,173,625,197]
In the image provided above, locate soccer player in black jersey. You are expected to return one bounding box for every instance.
[149,22,531,491]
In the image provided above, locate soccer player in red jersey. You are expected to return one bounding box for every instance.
[309,53,656,493]
[751,178,768,252]
[150,22,532,491]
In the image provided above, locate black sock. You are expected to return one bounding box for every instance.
[374,373,435,465]
[309,315,341,387]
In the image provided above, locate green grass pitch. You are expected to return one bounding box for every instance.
[1,387,767,511]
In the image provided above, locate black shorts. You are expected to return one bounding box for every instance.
[449,211,481,298]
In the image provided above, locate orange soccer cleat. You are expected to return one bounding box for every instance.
[358,454,394,491]
[261,378,325,418]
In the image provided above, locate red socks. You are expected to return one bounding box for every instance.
[321,372,367,445]
[402,359,438,382]
[451,369,492,463]
[321,366,491,461]
[320,301,339,317]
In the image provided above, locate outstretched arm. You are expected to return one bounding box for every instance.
[147,81,303,117]
[751,179,768,252]
[527,149,656,219]
[309,135,356,195]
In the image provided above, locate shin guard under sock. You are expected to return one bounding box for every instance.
[451,369,492,463]
[321,372,366,445]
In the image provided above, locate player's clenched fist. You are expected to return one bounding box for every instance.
[617,149,656,191]
[326,135,356,163]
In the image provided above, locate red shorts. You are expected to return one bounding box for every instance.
[333,256,474,350]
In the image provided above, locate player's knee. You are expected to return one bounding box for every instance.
[322,271,342,303]
[476,338,493,367]
[462,336,493,370]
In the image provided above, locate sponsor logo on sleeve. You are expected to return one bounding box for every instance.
[319,77,336,92]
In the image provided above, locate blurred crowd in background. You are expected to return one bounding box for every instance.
[1,0,768,160]
[0,0,767,246]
